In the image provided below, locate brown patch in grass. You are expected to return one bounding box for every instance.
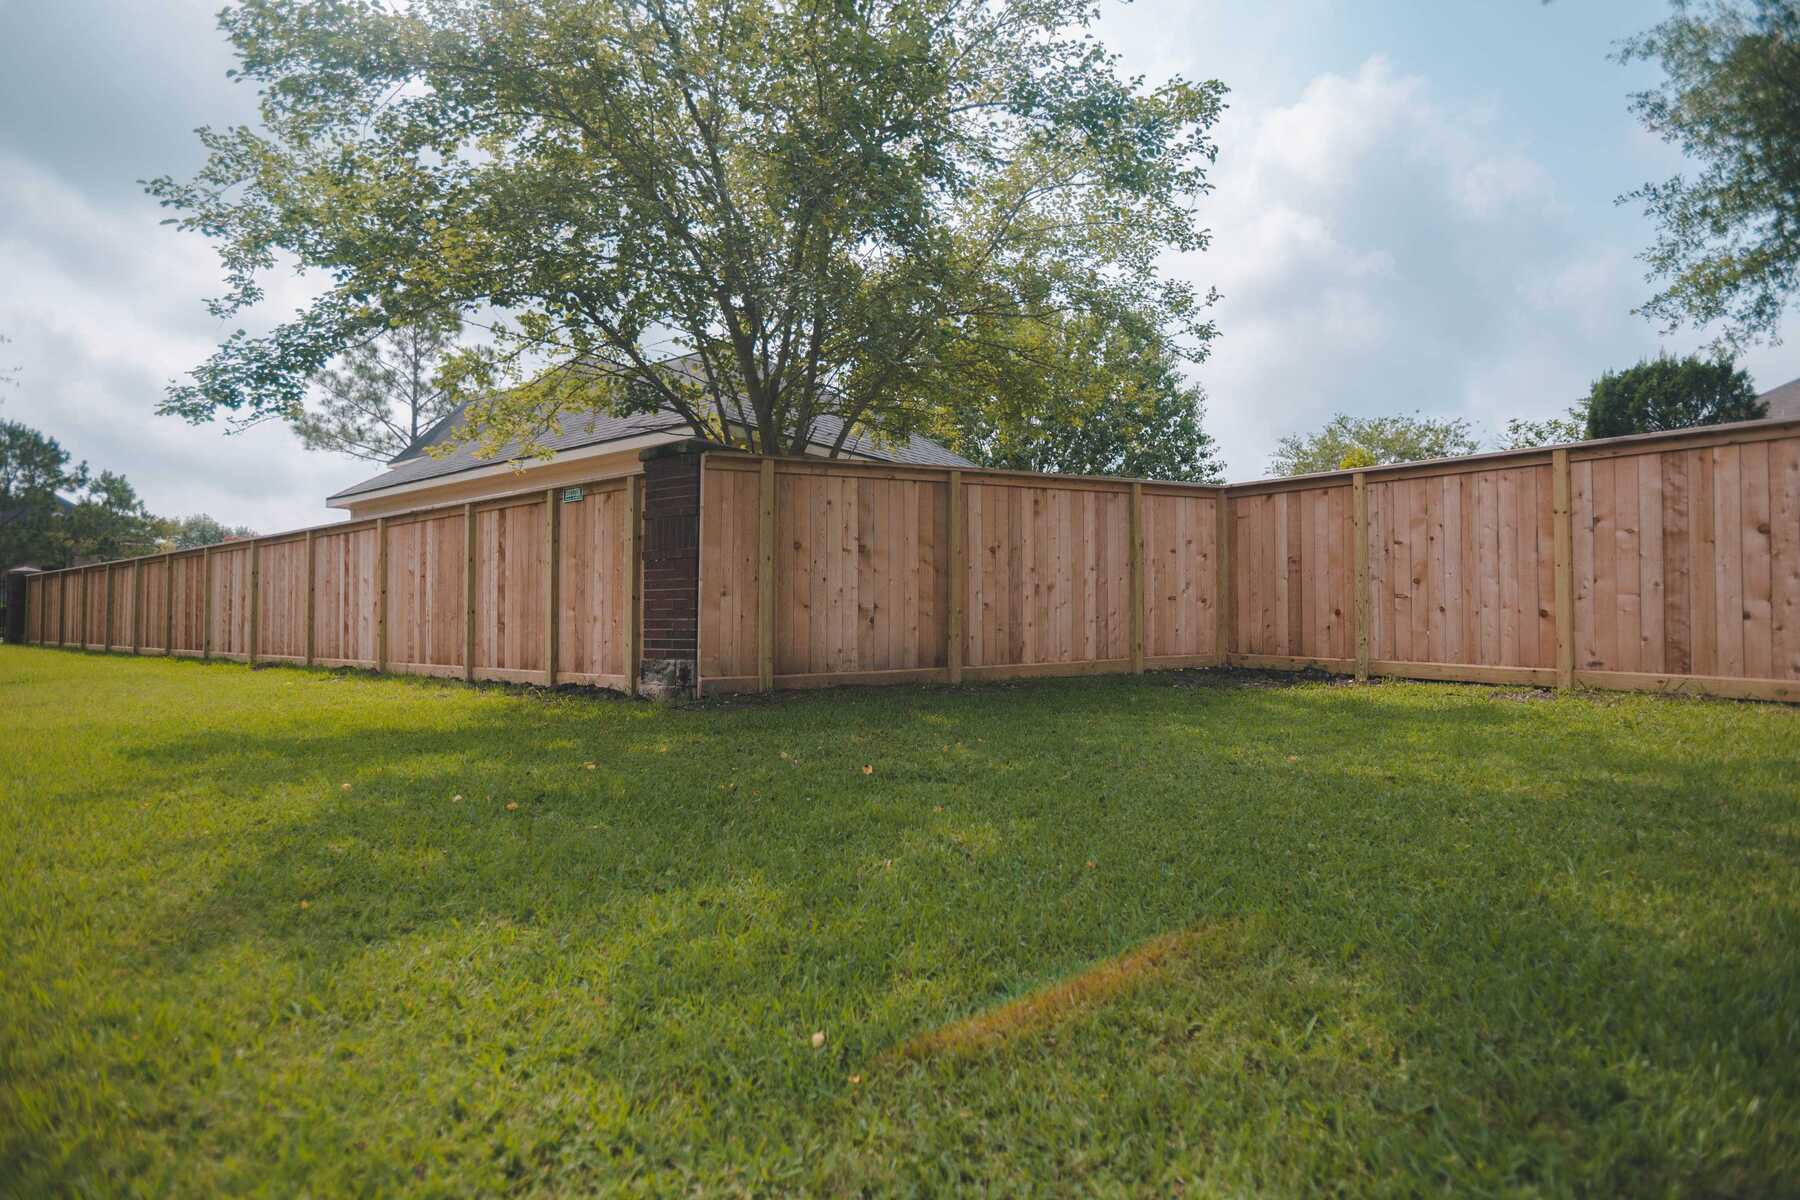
[881,922,1235,1065]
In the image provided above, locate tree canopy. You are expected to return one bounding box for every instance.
[1268,413,1481,477]
[1582,354,1765,439]
[931,311,1221,480]
[1618,0,1800,350]
[0,421,162,571]
[292,314,468,463]
[151,0,1225,462]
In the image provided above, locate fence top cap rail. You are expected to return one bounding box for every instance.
[700,448,1228,492]
[1227,413,1800,491]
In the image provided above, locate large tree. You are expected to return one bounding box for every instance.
[1582,354,1765,438]
[58,473,162,564]
[1269,413,1481,477]
[150,0,1224,461]
[931,311,1222,481]
[1618,0,1800,350]
[291,314,468,462]
[0,421,164,570]
[0,420,81,573]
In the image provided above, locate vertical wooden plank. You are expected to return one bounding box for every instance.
[1215,491,1232,665]
[544,489,559,685]
[102,563,114,654]
[1553,450,1574,688]
[1274,492,1292,656]
[1714,445,1744,676]
[374,517,388,673]
[164,553,175,657]
[1534,467,1555,668]
[1662,453,1692,675]
[468,503,482,680]
[247,538,260,664]
[947,470,964,682]
[302,532,316,666]
[1771,439,1800,679]
[1692,448,1718,675]
[1128,481,1145,672]
[1353,473,1369,679]
[1742,442,1773,679]
[1614,457,1641,674]
[201,546,214,659]
[130,560,142,654]
[1591,460,1616,670]
[757,459,775,690]
[1638,455,1665,674]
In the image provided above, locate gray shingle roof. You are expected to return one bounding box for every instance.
[1762,375,1800,421]
[329,408,691,501]
[328,366,973,502]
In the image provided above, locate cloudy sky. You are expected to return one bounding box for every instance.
[2,0,1796,532]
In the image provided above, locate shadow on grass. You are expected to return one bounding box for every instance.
[73,669,1800,1191]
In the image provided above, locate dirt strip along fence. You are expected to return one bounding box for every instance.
[19,417,1800,703]
[20,477,641,691]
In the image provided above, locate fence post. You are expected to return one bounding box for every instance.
[462,504,476,682]
[1214,491,1232,668]
[1129,481,1145,673]
[544,490,560,687]
[247,538,260,665]
[947,469,964,684]
[304,532,316,666]
[375,517,389,673]
[131,560,142,655]
[1353,472,1369,682]
[757,458,775,692]
[202,546,214,660]
[1553,448,1574,690]
[103,563,114,654]
[164,553,174,656]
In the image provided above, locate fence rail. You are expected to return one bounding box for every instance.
[18,417,1800,703]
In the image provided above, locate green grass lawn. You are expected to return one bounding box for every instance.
[1,646,1796,1196]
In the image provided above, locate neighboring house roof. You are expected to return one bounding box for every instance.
[1761,375,1800,421]
[329,360,973,503]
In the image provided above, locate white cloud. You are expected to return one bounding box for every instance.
[0,154,371,534]
[1172,54,1798,479]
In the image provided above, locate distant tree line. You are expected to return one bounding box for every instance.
[1,420,256,575]
[1269,354,1770,477]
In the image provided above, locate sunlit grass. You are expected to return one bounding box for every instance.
[1,647,1795,1195]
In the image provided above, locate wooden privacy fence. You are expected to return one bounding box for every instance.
[20,478,642,690]
[18,417,1800,703]
[695,417,1800,701]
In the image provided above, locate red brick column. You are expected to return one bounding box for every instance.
[636,441,708,699]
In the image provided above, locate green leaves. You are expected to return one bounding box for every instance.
[153,0,1225,462]
[1617,0,1800,351]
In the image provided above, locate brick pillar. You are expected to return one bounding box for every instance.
[636,440,708,700]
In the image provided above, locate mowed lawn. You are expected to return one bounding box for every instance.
[1,648,1796,1196]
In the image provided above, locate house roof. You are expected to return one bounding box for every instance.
[329,359,973,503]
[1762,375,1800,421]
